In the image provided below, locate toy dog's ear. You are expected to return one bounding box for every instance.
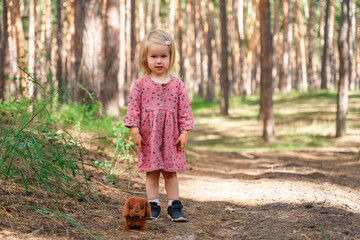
[122,199,130,217]
[145,199,151,218]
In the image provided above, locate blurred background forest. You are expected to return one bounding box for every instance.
[0,0,359,139]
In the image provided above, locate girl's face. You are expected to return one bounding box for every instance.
[146,42,170,77]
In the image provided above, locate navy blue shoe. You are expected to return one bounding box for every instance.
[149,202,161,219]
[167,200,187,222]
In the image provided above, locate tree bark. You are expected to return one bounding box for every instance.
[245,0,259,95]
[11,0,27,97]
[118,0,126,107]
[279,0,293,93]
[0,0,10,100]
[193,0,201,98]
[307,0,315,90]
[69,0,83,102]
[177,0,185,80]
[56,0,65,101]
[168,0,176,37]
[45,0,52,91]
[236,0,245,95]
[328,0,336,88]
[78,0,104,103]
[102,0,120,116]
[356,15,360,90]
[259,0,275,142]
[153,0,160,29]
[272,0,279,91]
[295,0,307,91]
[320,0,330,90]
[348,1,355,91]
[28,0,36,99]
[206,0,215,102]
[336,0,350,137]
[219,0,229,116]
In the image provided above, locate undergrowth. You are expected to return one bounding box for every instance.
[0,83,132,239]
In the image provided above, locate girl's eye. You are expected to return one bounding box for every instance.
[140,206,144,209]
[162,55,167,58]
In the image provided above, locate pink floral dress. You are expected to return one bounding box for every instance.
[125,75,194,172]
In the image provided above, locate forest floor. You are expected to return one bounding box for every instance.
[1,92,360,239]
[1,134,360,239]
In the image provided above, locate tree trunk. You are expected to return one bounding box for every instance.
[272,0,279,91]
[153,0,160,29]
[69,0,83,102]
[279,0,293,93]
[45,0,52,92]
[356,16,360,90]
[145,0,153,33]
[185,0,194,87]
[193,0,201,98]
[348,1,355,91]
[168,0,176,37]
[307,0,315,90]
[236,0,245,95]
[79,0,104,103]
[206,0,215,102]
[295,0,307,91]
[328,0,336,88]
[320,0,330,90]
[245,0,258,95]
[336,0,350,137]
[259,0,275,142]
[138,1,145,39]
[200,0,207,97]
[219,0,229,116]
[118,0,126,107]
[0,0,10,100]
[65,0,75,100]
[11,0,27,97]
[177,0,185,80]
[56,0,65,101]
[28,0,36,98]
[102,0,120,116]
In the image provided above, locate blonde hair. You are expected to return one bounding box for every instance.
[138,29,176,76]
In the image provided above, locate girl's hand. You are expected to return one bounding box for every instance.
[174,130,189,151]
[131,127,145,151]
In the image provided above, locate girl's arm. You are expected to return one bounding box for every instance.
[177,82,194,132]
[131,127,145,151]
[174,130,189,151]
[125,80,142,129]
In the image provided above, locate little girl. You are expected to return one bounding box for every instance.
[125,29,194,222]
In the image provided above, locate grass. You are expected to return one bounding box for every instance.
[189,90,360,152]
[0,85,133,239]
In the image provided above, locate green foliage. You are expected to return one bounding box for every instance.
[0,96,100,204]
[0,91,125,238]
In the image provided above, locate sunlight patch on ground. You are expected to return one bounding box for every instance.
[178,176,360,214]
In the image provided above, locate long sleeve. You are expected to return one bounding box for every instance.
[177,81,194,131]
[125,80,142,128]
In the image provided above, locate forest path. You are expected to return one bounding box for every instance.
[180,135,360,212]
[1,136,359,240]
[136,134,360,239]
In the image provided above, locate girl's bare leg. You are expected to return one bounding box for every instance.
[162,171,179,201]
[146,170,161,200]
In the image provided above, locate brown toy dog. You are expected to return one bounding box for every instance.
[122,197,151,231]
